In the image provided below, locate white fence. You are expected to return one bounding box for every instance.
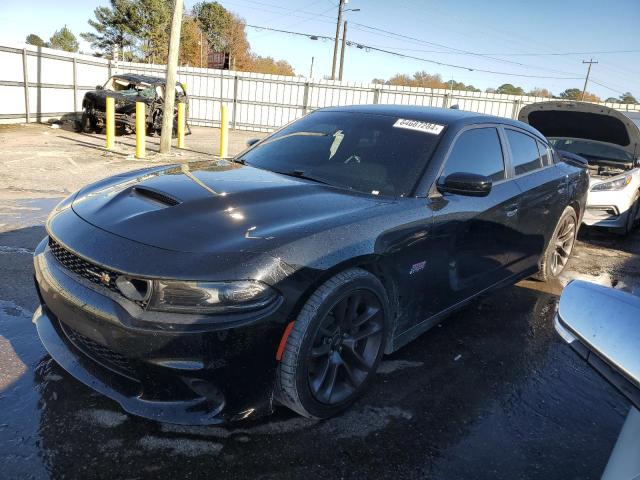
[2,42,639,131]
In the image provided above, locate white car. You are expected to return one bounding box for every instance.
[520,102,640,234]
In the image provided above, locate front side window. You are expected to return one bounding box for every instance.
[506,129,543,175]
[239,111,443,197]
[442,127,505,181]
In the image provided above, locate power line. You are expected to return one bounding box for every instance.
[350,45,640,57]
[245,24,584,80]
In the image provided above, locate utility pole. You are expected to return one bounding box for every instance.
[338,21,348,81]
[160,0,184,154]
[309,56,314,79]
[331,0,344,80]
[581,58,598,101]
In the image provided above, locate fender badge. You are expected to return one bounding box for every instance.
[410,261,426,275]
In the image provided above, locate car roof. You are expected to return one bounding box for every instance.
[319,104,543,137]
[111,74,179,86]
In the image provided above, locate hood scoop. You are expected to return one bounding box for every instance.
[133,186,181,207]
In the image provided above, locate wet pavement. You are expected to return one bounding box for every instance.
[1,192,637,479]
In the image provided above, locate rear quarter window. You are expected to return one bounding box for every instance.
[506,129,543,175]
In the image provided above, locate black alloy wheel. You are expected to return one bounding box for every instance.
[307,289,384,405]
[550,213,577,276]
[276,268,389,419]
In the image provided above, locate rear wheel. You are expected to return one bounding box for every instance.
[536,206,578,281]
[276,268,388,419]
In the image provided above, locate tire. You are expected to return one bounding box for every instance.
[275,268,389,419]
[77,110,94,133]
[536,206,578,282]
[621,194,640,236]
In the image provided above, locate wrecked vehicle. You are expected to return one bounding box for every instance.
[520,101,640,234]
[76,74,189,135]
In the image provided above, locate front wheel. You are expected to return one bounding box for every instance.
[536,206,578,281]
[276,268,389,419]
[620,194,640,236]
[76,109,96,133]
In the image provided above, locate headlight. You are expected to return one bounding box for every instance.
[590,175,632,192]
[148,280,278,313]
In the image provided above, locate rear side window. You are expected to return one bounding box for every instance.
[506,130,543,175]
[442,128,505,181]
[537,140,551,166]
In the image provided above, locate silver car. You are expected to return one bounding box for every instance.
[520,102,640,234]
[556,280,640,479]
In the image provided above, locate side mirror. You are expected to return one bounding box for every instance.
[437,172,492,197]
[555,280,640,409]
[95,85,103,90]
[246,138,260,148]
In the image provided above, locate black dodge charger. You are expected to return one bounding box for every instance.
[33,105,589,424]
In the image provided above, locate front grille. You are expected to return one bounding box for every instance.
[48,238,120,294]
[61,322,139,380]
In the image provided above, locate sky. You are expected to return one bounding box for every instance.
[1,0,639,99]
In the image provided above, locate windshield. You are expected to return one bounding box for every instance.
[238,111,443,197]
[548,137,633,163]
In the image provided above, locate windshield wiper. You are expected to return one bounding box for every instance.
[275,169,332,185]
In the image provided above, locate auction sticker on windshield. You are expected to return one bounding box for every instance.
[393,118,445,135]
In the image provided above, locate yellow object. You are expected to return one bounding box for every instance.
[105,96,115,150]
[177,102,185,149]
[135,101,145,159]
[220,104,229,158]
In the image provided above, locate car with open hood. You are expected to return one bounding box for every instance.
[75,74,189,135]
[33,105,588,424]
[519,101,640,234]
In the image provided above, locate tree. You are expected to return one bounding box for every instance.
[496,83,525,95]
[180,15,208,66]
[528,87,551,98]
[372,71,479,91]
[131,0,173,63]
[619,92,638,104]
[26,34,48,48]
[82,0,139,59]
[604,97,619,103]
[558,88,600,102]
[49,26,79,52]
[246,54,294,76]
[582,91,601,102]
[558,88,582,100]
[193,1,232,52]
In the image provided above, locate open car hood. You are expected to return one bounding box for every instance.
[518,101,640,158]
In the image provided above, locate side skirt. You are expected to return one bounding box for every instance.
[389,266,539,353]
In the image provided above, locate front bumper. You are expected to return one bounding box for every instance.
[33,238,286,425]
[582,205,629,228]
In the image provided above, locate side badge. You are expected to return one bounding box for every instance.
[409,261,426,275]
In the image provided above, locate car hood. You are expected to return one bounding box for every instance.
[71,161,388,254]
[518,101,640,158]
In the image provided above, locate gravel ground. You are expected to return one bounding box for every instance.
[0,124,637,479]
